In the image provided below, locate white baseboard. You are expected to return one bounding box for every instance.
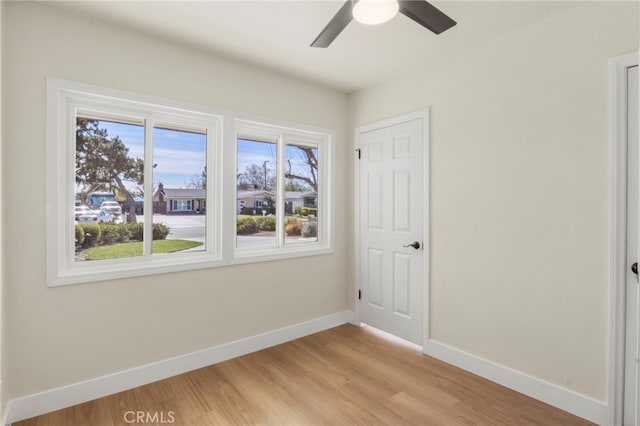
[4,314,609,425]
[424,339,608,425]
[5,311,348,424]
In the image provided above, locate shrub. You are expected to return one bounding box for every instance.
[294,206,303,216]
[81,224,102,247]
[255,216,276,232]
[285,219,302,236]
[99,223,131,245]
[152,223,170,240]
[302,222,317,238]
[124,222,144,241]
[237,216,260,235]
[285,216,300,225]
[297,207,318,217]
[75,225,85,248]
[96,222,169,243]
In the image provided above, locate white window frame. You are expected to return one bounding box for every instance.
[47,79,335,286]
[233,120,333,261]
[47,79,223,286]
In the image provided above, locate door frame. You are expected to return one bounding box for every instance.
[609,50,639,426]
[353,109,430,348]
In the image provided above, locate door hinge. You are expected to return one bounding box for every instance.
[355,148,361,160]
[358,289,362,300]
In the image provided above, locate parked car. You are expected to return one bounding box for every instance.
[100,201,123,216]
[74,205,90,221]
[77,210,115,224]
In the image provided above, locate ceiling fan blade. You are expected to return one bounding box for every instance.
[311,1,353,48]
[399,0,456,35]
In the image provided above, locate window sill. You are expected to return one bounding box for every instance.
[232,245,334,265]
[49,252,224,287]
[49,246,335,287]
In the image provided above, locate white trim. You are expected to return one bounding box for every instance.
[424,340,607,424]
[46,78,335,287]
[0,0,4,419]
[355,110,429,135]
[421,111,431,352]
[353,109,430,346]
[47,78,224,286]
[3,311,348,425]
[353,122,362,324]
[609,50,640,426]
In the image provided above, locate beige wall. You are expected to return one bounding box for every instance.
[2,2,349,398]
[349,1,639,401]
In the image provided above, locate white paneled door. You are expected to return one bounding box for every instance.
[357,113,427,346]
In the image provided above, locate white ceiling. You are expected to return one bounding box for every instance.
[43,1,582,93]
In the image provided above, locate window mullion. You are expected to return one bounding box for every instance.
[276,135,285,248]
[206,123,217,256]
[143,117,155,256]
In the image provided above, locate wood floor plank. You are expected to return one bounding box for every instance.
[15,324,595,426]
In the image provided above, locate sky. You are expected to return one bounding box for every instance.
[237,139,318,191]
[237,138,276,180]
[94,121,317,192]
[98,121,207,189]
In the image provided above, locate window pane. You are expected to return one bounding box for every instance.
[75,118,144,261]
[284,143,319,244]
[236,138,277,249]
[152,127,207,254]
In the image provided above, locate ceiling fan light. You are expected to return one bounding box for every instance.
[352,0,399,26]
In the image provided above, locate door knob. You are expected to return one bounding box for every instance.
[403,241,420,250]
[633,262,638,275]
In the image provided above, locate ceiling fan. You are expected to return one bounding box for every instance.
[311,0,456,48]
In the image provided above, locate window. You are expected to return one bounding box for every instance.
[284,142,319,246]
[47,79,334,286]
[235,121,331,257]
[73,117,210,260]
[48,79,222,285]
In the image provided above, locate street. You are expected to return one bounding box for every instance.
[137,214,206,242]
[136,214,316,247]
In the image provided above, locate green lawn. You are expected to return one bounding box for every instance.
[84,239,203,260]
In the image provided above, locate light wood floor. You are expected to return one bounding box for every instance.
[16,324,594,426]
